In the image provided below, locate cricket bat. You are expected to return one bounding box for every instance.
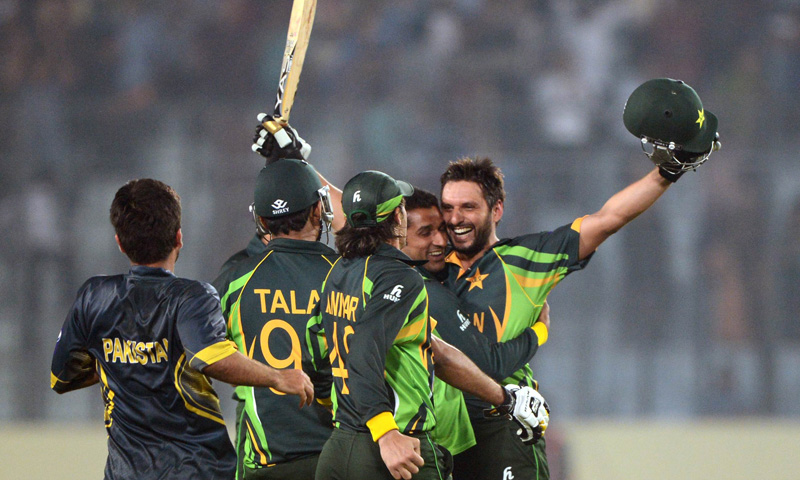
[263,0,317,140]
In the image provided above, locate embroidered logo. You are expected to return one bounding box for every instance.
[383,284,403,302]
[271,199,289,215]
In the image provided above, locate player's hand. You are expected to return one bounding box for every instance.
[272,368,314,408]
[537,301,550,330]
[484,385,550,444]
[377,430,425,480]
[252,113,311,164]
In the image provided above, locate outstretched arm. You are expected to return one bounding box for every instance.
[204,351,314,408]
[578,167,670,259]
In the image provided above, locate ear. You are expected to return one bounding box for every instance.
[175,229,184,249]
[115,234,125,254]
[394,204,407,224]
[492,200,504,224]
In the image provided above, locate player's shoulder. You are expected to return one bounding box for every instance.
[173,276,219,299]
[75,273,124,297]
[371,257,425,292]
[497,221,579,249]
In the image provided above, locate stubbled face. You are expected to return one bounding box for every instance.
[440,181,498,259]
[403,206,448,272]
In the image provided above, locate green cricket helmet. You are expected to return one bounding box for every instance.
[250,158,333,235]
[624,78,720,172]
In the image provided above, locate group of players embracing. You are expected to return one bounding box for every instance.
[51,78,720,480]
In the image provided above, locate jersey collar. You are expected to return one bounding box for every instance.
[375,243,427,266]
[245,233,269,257]
[129,265,175,277]
[266,237,337,255]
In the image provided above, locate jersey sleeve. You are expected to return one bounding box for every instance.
[349,266,427,435]
[427,279,539,381]
[512,221,592,273]
[177,281,237,371]
[50,281,98,393]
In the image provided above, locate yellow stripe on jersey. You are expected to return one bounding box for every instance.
[362,256,372,307]
[511,272,561,288]
[571,215,587,232]
[98,363,116,429]
[190,340,237,369]
[174,353,225,425]
[246,420,269,465]
[366,411,399,442]
[50,372,61,389]
[395,319,426,342]
[231,251,275,356]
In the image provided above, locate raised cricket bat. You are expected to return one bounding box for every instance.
[263,0,317,139]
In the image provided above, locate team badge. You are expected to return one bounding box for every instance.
[466,268,489,291]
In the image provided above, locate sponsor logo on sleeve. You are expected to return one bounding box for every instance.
[383,284,404,302]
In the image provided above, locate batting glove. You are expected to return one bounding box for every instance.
[252,113,311,164]
[484,385,550,445]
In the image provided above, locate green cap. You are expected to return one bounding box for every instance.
[342,171,414,228]
[623,78,718,154]
[253,159,322,218]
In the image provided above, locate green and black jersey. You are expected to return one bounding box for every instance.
[307,244,435,442]
[215,238,338,470]
[215,234,269,285]
[51,266,238,480]
[419,266,541,455]
[444,220,591,413]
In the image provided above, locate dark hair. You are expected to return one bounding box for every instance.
[405,187,439,212]
[260,204,315,236]
[440,157,505,208]
[110,179,181,265]
[335,200,404,258]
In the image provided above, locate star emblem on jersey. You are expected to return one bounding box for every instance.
[696,109,705,129]
[466,268,489,291]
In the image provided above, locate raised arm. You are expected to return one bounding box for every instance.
[578,167,670,259]
[317,171,345,231]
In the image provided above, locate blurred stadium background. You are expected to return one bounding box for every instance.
[1,0,799,478]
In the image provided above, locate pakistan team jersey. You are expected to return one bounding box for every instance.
[307,244,435,441]
[444,220,591,414]
[419,266,541,455]
[50,266,238,480]
[214,238,337,469]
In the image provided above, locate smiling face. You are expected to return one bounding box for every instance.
[440,180,503,261]
[403,206,448,272]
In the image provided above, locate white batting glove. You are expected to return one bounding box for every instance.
[507,385,549,444]
[252,113,312,163]
[484,385,550,444]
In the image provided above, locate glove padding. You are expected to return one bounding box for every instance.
[484,385,550,445]
[252,113,311,164]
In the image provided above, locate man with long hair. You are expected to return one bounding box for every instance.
[308,171,546,480]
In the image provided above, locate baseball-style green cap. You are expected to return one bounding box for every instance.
[623,78,718,154]
[253,158,323,218]
[342,171,414,228]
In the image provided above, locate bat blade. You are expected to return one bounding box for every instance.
[272,0,317,127]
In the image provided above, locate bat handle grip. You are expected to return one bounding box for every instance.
[262,118,293,148]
